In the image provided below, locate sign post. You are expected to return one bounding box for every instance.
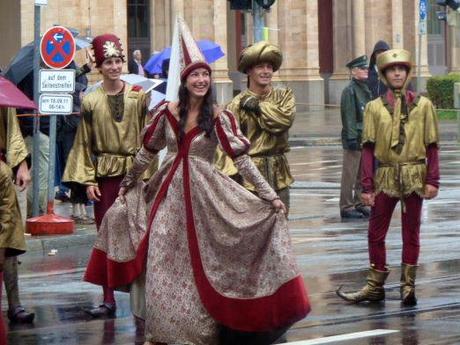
[27,26,75,235]
[253,0,265,42]
[417,0,427,93]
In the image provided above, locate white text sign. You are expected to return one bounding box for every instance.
[39,69,75,93]
[39,94,73,114]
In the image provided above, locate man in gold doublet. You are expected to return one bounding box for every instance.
[337,49,440,307]
[63,34,157,318]
[216,41,295,211]
[0,107,35,323]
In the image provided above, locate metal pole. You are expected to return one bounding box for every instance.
[46,114,56,214]
[253,0,265,42]
[32,4,41,216]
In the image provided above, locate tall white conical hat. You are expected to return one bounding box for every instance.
[165,16,212,102]
[177,17,211,80]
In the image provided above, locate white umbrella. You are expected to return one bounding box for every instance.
[84,74,166,110]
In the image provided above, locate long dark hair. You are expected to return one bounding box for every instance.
[177,82,214,143]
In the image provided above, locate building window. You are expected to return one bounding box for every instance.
[127,0,151,65]
[427,0,442,35]
[128,0,150,38]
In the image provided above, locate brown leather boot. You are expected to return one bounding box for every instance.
[336,267,389,303]
[400,263,417,306]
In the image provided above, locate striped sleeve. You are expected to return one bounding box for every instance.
[215,110,250,159]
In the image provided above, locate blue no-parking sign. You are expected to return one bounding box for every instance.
[419,0,428,34]
[40,26,75,69]
[419,0,427,21]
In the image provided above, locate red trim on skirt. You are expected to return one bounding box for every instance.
[84,120,310,332]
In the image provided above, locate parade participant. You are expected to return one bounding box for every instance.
[0,160,28,342]
[0,107,35,324]
[84,17,310,345]
[63,33,157,317]
[339,55,372,219]
[216,41,295,212]
[368,40,390,99]
[336,49,440,306]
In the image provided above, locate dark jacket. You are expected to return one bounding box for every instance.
[128,59,144,76]
[340,78,372,150]
[367,40,390,99]
[17,72,50,137]
[57,62,89,144]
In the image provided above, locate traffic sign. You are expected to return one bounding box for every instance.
[40,26,75,69]
[39,94,73,114]
[39,69,75,93]
[419,0,427,20]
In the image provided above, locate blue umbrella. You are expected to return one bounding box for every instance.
[144,39,225,75]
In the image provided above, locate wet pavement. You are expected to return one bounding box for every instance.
[5,110,460,344]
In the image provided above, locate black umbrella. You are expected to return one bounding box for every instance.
[2,33,91,85]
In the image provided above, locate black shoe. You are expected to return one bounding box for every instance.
[355,205,371,217]
[55,191,70,202]
[85,303,116,318]
[8,306,35,323]
[341,209,365,219]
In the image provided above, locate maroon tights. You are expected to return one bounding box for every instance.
[94,176,123,306]
[368,193,423,271]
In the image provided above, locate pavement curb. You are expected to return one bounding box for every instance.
[25,230,96,253]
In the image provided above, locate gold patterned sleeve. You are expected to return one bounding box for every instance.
[120,146,156,188]
[233,155,278,201]
[424,99,439,146]
[62,100,97,186]
[257,88,296,133]
[215,111,278,201]
[362,102,376,144]
[5,108,29,169]
[141,104,168,152]
[120,105,167,188]
[215,110,250,158]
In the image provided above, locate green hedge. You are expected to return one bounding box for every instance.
[426,73,460,109]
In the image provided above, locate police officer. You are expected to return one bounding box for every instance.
[339,55,372,219]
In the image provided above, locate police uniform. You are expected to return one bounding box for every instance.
[339,55,372,218]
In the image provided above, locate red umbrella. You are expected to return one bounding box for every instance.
[0,76,37,109]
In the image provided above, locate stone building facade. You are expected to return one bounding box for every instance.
[1,0,459,106]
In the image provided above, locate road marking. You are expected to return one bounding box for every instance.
[285,329,399,344]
